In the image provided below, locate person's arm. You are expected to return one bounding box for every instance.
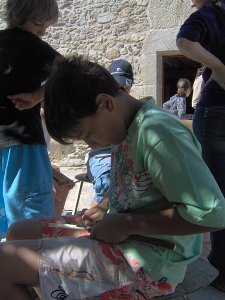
[7,85,45,110]
[162,99,172,110]
[89,208,223,244]
[177,97,186,119]
[6,214,87,241]
[176,38,225,90]
[163,97,180,115]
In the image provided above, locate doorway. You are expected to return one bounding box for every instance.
[157,51,200,113]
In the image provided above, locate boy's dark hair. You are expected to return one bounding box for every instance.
[44,55,121,144]
[5,0,59,27]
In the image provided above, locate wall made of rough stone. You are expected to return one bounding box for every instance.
[48,0,151,100]
[0,0,192,165]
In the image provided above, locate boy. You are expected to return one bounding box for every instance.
[1,55,225,299]
[86,59,134,206]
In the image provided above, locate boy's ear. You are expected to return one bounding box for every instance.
[95,93,114,112]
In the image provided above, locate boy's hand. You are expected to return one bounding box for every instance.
[82,205,107,226]
[207,63,225,91]
[90,214,130,244]
[82,196,109,226]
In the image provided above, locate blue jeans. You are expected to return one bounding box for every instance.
[193,106,225,276]
[86,148,111,203]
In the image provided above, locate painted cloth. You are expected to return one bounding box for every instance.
[0,144,54,238]
[39,216,176,299]
[39,236,176,300]
[108,98,225,284]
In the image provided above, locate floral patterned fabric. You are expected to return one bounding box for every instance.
[39,236,176,299]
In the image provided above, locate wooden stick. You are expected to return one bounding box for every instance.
[48,223,176,250]
[48,223,89,231]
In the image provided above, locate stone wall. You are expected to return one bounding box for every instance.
[0,0,193,165]
[0,0,192,99]
[45,0,152,100]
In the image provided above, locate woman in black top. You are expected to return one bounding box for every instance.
[177,0,225,292]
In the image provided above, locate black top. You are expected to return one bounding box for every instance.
[177,4,225,108]
[0,27,59,147]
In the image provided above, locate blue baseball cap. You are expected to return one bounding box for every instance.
[108,59,134,86]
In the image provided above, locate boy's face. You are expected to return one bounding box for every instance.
[20,19,54,38]
[72,96,127,148]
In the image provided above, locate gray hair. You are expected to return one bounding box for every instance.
[4,0,59,27]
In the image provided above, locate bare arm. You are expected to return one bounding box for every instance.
[177,98,186,119]
[7,85,45,110]
[122,208,221,235]
[6,214,86,241]
[176,38,225,90]
[90,208,223,244]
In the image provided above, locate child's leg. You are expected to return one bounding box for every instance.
[53,178,72,216]
[38,237,176,299]
[52,165,75,216]
[53,180,66,216]
[6,215,89,241]
[0,239,40,300]
[6,218,43,240]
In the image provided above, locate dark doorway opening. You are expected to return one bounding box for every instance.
[163,55,201,114]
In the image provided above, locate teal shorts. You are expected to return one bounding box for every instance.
[0,144,54,238]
